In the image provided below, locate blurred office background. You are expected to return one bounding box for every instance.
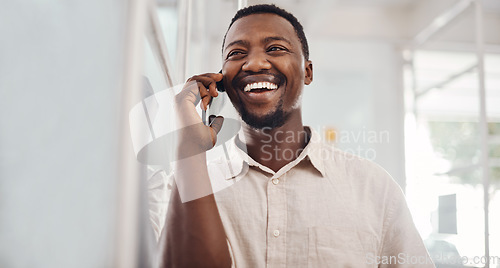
[1,0,499,267]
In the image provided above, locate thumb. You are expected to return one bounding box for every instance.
[208,115,224,146]
[209,115,224,134]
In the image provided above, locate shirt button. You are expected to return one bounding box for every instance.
[272,178,279,185]
[273,230,280,237]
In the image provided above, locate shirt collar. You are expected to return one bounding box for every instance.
[225,126,327,179]
[304,127,327,177]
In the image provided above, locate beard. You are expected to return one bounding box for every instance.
[235,98,291,130]
[229,71,291,129]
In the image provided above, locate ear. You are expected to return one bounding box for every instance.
[304,60,313,85]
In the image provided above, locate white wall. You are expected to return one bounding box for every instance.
[303,39,406,187]
[0,1,131,267]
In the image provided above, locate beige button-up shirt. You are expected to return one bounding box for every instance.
[149,127,434,267]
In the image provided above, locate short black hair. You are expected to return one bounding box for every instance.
[222,4,310,60]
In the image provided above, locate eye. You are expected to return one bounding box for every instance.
[267,46,287,52]
[227,50,245,59]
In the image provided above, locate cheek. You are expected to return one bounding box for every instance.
[226,88,239,104]
[222,73,241,106]
[282,61,305,105]
[222,62,240,87]
[282,58,304,83]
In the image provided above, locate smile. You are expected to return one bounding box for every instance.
[243,81,279,92]
[233,74,285,104]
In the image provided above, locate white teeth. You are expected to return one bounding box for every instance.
[243,82,278,92]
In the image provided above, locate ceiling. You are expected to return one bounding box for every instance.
[193,0,500,45]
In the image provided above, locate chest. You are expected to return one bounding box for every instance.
[214,167,383,267]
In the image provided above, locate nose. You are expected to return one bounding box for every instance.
[242,51,271,73]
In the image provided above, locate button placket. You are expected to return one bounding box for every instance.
[266,174,287,267]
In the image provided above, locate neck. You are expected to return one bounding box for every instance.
[237,112,309,172]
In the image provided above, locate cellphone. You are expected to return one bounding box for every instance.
[203,70,226,125]
[216,70,225,92]
[209,69,226,115]
[212,70,235,177]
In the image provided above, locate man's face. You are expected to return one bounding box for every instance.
[222,13,313,129]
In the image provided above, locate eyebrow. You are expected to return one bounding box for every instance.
[224,40,250,51]
[224,36,293,51]
[263,36,292,46]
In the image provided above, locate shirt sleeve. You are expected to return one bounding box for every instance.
[378,183,435,268]
[147,167,173,241]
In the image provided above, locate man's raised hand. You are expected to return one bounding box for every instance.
[174,73,225,156]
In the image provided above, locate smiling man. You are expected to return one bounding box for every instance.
[156,4,434,268]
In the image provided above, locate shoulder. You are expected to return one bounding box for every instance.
[306,127,395,188]
[320,143,397,187]
[316,143,405,207]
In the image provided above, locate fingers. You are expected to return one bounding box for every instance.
[203,72,223,82]
[197,82,210,110]
[187,73,223,110]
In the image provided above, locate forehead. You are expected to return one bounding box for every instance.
[225,13,299,48]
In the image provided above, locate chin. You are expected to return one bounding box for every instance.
[239,101,290,130]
